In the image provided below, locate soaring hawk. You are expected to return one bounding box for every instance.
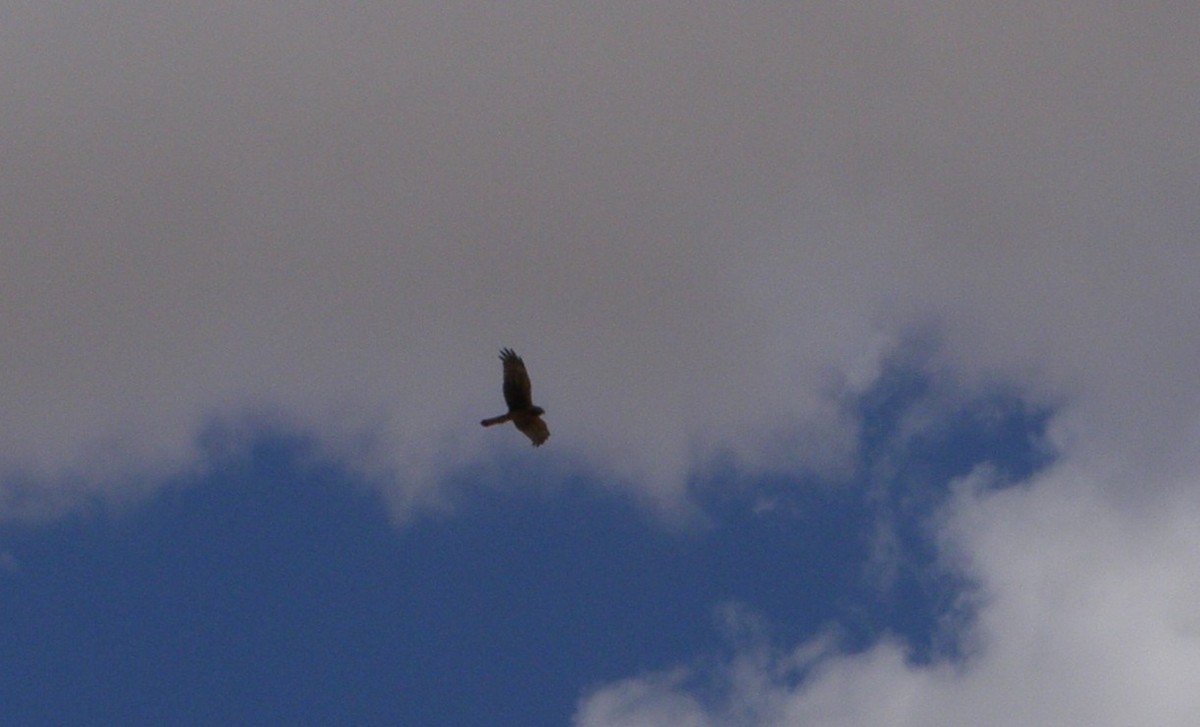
[480,348,549,446]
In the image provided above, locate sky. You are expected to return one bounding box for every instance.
[1,2,1199,725]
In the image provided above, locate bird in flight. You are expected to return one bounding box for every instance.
[480,348,550,446]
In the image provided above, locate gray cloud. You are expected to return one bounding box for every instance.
[2,2,1198,517]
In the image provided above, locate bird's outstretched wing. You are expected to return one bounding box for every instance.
[500,347,534,412]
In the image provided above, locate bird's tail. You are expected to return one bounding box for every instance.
[480,414,513,427]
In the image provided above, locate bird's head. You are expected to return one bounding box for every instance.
[531,406,546,416]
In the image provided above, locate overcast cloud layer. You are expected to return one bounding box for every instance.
[4,2,1198,507]
[4,3,1200,723]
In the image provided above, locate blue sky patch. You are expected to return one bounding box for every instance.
[0,362,1053,725]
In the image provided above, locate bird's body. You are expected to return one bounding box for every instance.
[481,348,549,446]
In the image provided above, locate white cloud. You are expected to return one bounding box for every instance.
[575,463,1200,726]
[576,670,715,727]
[2,2,1197,522]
